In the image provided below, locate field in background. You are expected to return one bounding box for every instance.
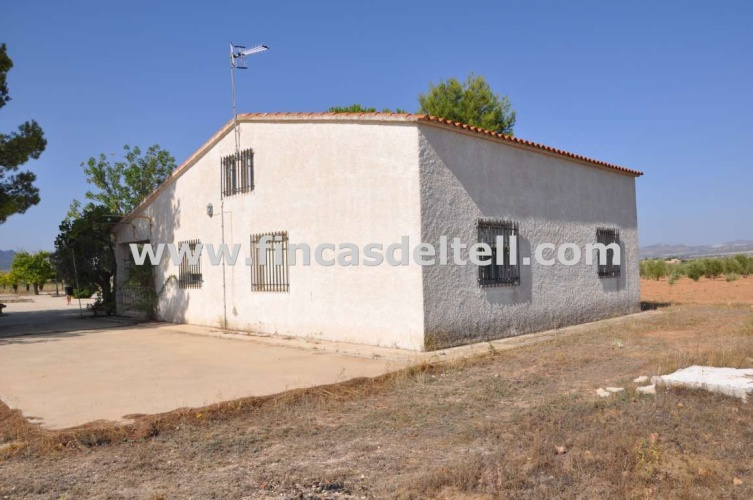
[642,276,753,305]
[1,287,752,498]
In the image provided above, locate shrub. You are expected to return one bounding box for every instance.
[726,273,740,282]
[88,292,116,316]
[723,257,742,275]
[639,260,651,279]
[702,258,724,280]
[734,254,752,277]
[73,286,95,299]
[668,269,682,285]
[685,260,704,281]
[640,259,669,281]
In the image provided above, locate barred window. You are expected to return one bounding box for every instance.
[596,228,620,277]
[221,148,254,197]
[478,220,520,287]
[178,239,202,289]
[250,232,289,292]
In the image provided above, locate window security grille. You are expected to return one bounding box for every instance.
[478,220,520,287]
[221,148,254,197]
[178,239,202,289]
[596,228,620,277]
[250,232,289,292]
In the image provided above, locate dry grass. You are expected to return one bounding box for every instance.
[1,299,753,498]
[404,387,753,499]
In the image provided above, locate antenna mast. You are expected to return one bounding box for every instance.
[229,43,269,156]
[223,42,268,331]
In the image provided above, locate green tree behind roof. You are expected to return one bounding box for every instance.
[327,104,408,114]
[418,73,516,135]
[79,144,176,215]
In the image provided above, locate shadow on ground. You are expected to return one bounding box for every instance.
[0,294,140,339]
[641,300,672,311]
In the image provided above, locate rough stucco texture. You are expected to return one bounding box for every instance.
[115,121,425,350]
[418,125,640,350]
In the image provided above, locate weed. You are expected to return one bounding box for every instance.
[634,436,661,480]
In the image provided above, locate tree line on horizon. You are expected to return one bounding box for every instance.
[640,255,753,284]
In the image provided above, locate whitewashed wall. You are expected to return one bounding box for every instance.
[115,119,425,350]
[417,124,640,349]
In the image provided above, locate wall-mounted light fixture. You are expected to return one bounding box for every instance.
[206,203,214,217]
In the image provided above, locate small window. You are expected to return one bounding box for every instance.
[221,148,254,197]
[596,228,620,277]
[178,239,202,289]
[478,219,520,287]
[250,232,289,292]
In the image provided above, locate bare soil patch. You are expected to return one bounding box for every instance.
[641,276,753,305]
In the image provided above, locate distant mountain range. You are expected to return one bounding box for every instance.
[640,240,753,259]
[0,250,16,271]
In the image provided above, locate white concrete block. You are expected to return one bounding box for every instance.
[652,366,753,402]
[596,388,611,398]
[637,384,656,395]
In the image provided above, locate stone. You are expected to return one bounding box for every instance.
[596,388,611,398]
[652,366,753,402]
[633,375,649,384]
[637,384,656,395]
[606,387,624,393]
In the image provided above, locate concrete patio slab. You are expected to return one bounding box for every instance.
[0,293,660,430]
[0,324,397,429]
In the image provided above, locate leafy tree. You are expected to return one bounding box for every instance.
[723,257,742,276]
[668,267,682,286]
[54,205,120,313]
[685,260,704,282]
[418,73,516,135]
[327,104,408,113]
[0,270,10,289]
[640,259,669,281]
[733,254,752,277]
[10,251,54,294]
[1,268,20,291]
[0,43,47,224]
[60,144,175,313]
[702,258,724,280]
[78,144,176,215]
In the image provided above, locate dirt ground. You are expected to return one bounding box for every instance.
[641,275,753,305]
[1,291,753,498]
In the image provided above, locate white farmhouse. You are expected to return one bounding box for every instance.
[113,112,642,351]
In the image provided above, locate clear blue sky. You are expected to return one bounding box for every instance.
[1,0,751,251]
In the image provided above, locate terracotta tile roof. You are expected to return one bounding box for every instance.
[236,112,643,177]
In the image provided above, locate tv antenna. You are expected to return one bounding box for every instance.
[229,43,269,155]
